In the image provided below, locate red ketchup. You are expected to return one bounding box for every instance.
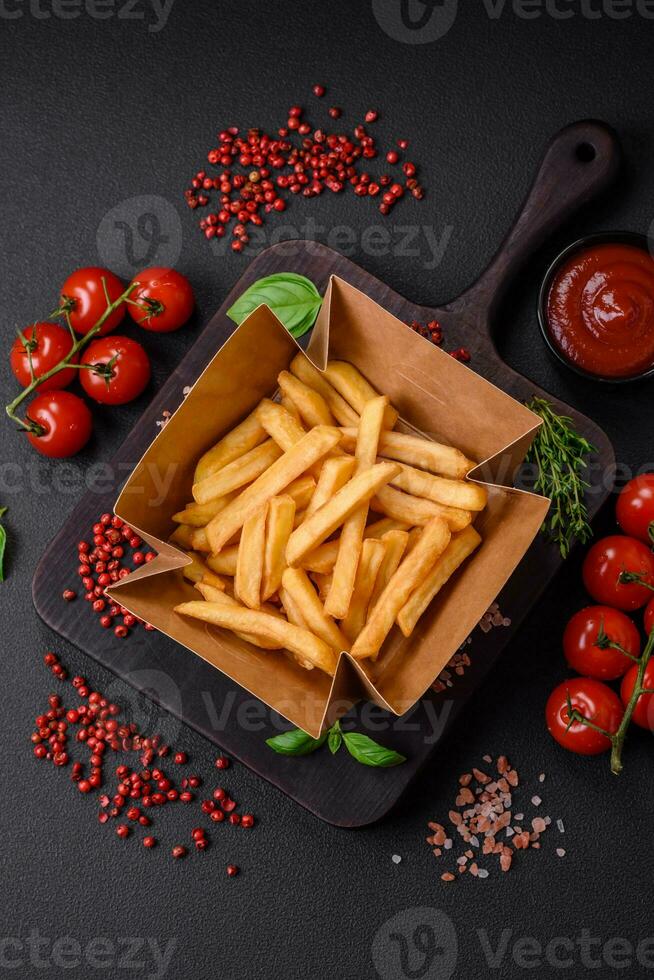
[545,242,654,379]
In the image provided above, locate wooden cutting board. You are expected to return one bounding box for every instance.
[33,120,619,826]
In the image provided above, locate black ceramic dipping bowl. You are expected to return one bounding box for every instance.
[538,231,654,384]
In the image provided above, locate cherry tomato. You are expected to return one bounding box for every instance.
[582,535,654,611]
[10,322,78,390]
[644,597,654,637]
[128,267,194,332]
[617,474,654,546]
[620,660,654,730]
[563,605,640,680]
[79,336,150,405]
[26,390,92,458]
[59,267,126,336]
[545,678,623,755]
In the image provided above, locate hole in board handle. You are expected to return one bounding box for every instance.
[575,142,597,163]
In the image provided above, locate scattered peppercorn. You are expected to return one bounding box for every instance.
[30,652,254,871]
[184,90,426,249]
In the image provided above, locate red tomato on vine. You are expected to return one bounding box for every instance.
[545,678,623,755]
[10,323,78,390]
[25,390,92,458]
[617,474,654,546]
[582,535,654,611]
[563,606,640,680]
[620,661,654,731]
[80,337,151,405]
[58,267,126,336]
[128,267,194,332]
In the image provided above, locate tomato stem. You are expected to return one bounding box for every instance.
[594,621,640,662]
[567,626,654,775]
[5,279,137,430]
[618,569,654,591]
[609,627,654,775]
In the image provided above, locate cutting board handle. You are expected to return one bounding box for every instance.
[450,120,621,326]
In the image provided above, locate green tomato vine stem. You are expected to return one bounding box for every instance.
[568,625,654,775]
[6,280,137,433]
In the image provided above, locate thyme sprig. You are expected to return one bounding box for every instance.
[525,397,596,559]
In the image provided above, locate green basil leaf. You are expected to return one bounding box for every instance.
[342,732,406,768]
[227,273,322,339]
[266,728,327,757]
[328,727,342,755]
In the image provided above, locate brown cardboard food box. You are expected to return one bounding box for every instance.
[107,276,550,737]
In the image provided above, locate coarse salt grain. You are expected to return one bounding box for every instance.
[531,796,542,807]
[477,868,489,879]
[557,819,565,833]
[392,854,402,864]
[556,848,566,858]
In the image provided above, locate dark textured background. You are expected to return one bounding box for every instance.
[2,2,654,978]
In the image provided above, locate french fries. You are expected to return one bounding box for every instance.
[285,460,400,567]
[175,600,338,676]
[206,546,238,577]
[300,518,410,574]
[255,398,306,452]
[171,358,485,679]
[325,396,388,619]
[324,361,398,429]
[207,425,341,553]
[289,353,359,426]
[194,410,267,484]
[193,439,282,505]
[368,529,409,610]
[180,551,226,590]
[340,428,473,479]
[372,484,471,532]
[397,525,482,637]
[389,460,488,511]
[234,505,267,609]
[173,493,236,527]
[262,495,296,600]
[341,538,386,643]
[195,583,282,650]
[277,371,335,427]
[169,524,195,550]
[350,516,452,661]
[281,567,349,652]
[304,455,355,519]
[174,474,314,528]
